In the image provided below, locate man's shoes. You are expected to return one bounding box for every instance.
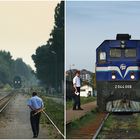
[33,135,38,138]
[78,108,84,110]
[73,108,76,110]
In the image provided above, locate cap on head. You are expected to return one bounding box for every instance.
[32,92,37,96]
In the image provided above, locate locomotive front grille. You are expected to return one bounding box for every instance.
[106,100,140,112]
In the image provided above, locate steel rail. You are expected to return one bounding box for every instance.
[92,113,110,139]
[42,110,65,139]
[0,93,15,113]
[0,94,11,102]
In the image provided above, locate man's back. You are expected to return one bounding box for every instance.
[28,96,44,110]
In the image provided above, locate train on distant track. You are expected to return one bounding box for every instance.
[96,34,140,112]
[13,76,22,89]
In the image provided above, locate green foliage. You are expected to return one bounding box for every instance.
[103,115,115,129]
[66,96,96,109]
[32,45,55,87]
[3,84,12,91]
[89,73,96,89]
[42,96,64,134]
[0,50,13,85]
[14,58,37,87]
[0,50,37,88]
[67,109,97,138]
[32,1,64,93]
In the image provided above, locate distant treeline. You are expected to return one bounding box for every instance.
[0,50,37,88]
[32,1,64,93]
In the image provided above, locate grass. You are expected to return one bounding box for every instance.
[41,96,64,135]
[66,109,97,138]
[102,115,116,130]
[98,113,140,139]
[45,92,63,98]
[97,115,117,139]
[66,96,96,110]
[134,113,140,131]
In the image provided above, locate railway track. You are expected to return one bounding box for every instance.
[92,112,110,139]
[0,93,15,113]
[66,111,109,139]
[95,112,140,139]
[67,111,140,139]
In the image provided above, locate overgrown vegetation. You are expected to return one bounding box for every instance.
[41,96,64,136]
[66,96,96,109]
[32,1,64,94]
[0,50,37,88]
[98,113,140,139]
[67,109,97,138]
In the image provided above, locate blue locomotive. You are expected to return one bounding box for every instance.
[96,34,140,112]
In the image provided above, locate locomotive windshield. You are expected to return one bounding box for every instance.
[125,49,136,57]
[110,48,121,58]
[110,48,136,58]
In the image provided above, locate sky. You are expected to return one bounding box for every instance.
[66,1,140,72]
[0,1,59,70]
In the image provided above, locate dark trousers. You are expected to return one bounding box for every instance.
[30,111,41,137]
[73,87,81,109]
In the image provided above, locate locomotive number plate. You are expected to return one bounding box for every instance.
[114,85,132,89]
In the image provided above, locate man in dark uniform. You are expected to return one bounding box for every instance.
[27,92,44,138]
[73,70,83,110]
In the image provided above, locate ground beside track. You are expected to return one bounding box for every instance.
[66,109,107,139]
[98,113,140,139]
[66,101,96,124]
[0,93,58,139]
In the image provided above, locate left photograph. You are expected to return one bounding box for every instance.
[0,1,64,139]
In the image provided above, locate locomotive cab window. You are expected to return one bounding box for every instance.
[125,49,136,57]
[99,52,106,61]
[110,48,121,58]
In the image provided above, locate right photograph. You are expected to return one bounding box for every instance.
[66,1,140,139]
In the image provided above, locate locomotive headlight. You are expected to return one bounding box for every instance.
[112,74,116,80]
[130,73,135,80]
[121,41,125,44]
[120,40,125,48]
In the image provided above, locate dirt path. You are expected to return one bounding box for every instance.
[0,93,52,139]
[66,101,96,124]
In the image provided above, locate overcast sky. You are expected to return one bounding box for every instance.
[0,1,59,70]
[66,1,140,72]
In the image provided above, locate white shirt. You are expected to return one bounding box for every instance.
[73,75,81,87]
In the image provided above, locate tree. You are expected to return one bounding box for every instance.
[0,51,14,85]
[32,1,64,93]
[0,50,37,88]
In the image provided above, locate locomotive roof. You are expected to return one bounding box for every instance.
[96,40,140,50]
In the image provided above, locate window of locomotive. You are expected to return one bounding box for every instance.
[98,52,106,62]
[110,48,121,58]
[125,48,136,58]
